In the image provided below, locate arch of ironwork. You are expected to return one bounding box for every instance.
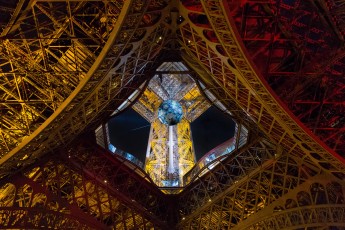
[0,139,170,229]
[0,0,171,180]
[0,0,345,229]
[228,0,345,156]
[234,176,345,229]
[176,0,345,182]
[176,144,338,229]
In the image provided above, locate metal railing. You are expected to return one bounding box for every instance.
[183,124,248,186]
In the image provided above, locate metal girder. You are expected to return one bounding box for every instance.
[176,138,345,229]
[182,123,249,186]
[1,1,345,229]
[173,2,345,228]
[0,0,120,154]
[318,0,345,38]
[133,87,162,123]
[182,52,259,133]
[179,170,345,229]
[0,140,169,229]
[246,205,345,229]
[176,0,345,181]
[229,0,345,156]
[0,0,171,180]
[233,173,345,229]
[145,119,169,186]
[0,171,109,229]
[66,140,170,227]
[0,0,126,158]
[178,137,277,221]
[0,208,97,229]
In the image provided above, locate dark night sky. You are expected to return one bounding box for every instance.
[108,108,150,163]
[108,106,235,163]
[191,106,235,160]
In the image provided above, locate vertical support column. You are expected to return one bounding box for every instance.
[168,125,175,174]
[145,117,196,187]
[177,118,195,184]
[144,119,168,186]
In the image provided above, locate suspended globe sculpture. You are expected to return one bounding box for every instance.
[158,100,183,126]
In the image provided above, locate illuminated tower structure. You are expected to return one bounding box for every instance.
[2,1,345,229]
[133,62,210,187]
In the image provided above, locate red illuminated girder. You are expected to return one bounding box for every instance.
[290,62,345,153]
[65,139,172,227]
[228,0,345,156]
[0,172,107,229]
[229,0,339,87]
[323,0,345,37]
[0,208,98,229]
[0,139,171,229]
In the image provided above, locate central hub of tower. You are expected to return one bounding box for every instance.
[158,100,183,126]
[132,62,211,187]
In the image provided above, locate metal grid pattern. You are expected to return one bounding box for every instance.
[0,0,171,179]
[0,0,124,154]
[133,61,211,187]
[177,137,342,229]
[229,0,345,156]
[176,0,345,183]
[0,140,169,229]
[0,0,345,229]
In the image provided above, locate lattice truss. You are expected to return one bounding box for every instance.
[1,0,345,229]
[145,119,169,186]
[177,0,345,185]
[176,118,194,178]
[144,117,196,187]
[0,0,171,178]
[0,0,122,154]
[175,0,345,228]
[133,62,210,187]
[228,0,345,156]
[0,141,169,229]
[177,137,345,229]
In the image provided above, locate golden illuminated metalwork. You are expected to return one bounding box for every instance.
[134,62,210,187]
[144,118,169,186]
[1,0,345,229]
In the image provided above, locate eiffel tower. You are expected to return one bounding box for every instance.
[1,0,345,229]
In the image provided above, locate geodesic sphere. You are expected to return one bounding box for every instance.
[158,100,183,126]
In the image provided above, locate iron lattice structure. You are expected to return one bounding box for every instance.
[0,0,345,229]
[133,62,210,187]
